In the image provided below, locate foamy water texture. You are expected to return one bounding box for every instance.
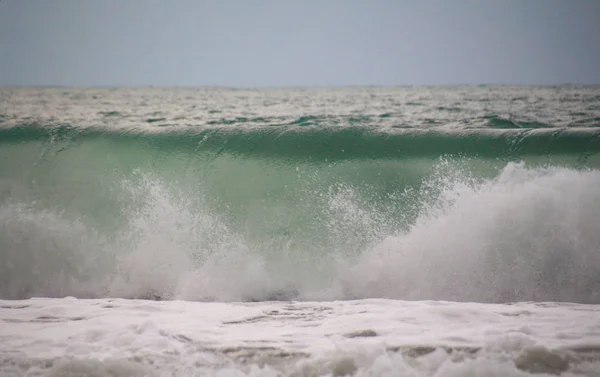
[1,86,600,376]
[1,298,600,377]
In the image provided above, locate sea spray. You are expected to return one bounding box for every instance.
[340,162,600,303]
[2,162,599,303]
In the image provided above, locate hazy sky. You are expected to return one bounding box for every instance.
[1,0,599,86]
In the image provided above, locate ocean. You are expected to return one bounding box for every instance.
[1,86,599,376]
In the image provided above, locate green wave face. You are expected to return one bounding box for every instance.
[1,86,600,303]
[2,125,598,235]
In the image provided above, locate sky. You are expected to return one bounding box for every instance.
[0,0,599,87]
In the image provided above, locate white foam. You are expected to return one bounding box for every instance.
[1,298,599,376]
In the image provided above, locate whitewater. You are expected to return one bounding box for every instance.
[1,86,600,376]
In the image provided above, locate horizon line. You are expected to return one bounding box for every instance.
[1,83,599,89]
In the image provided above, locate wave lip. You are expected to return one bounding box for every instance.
[1,124,600,161]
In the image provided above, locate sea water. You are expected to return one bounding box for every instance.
[1,86,599,376]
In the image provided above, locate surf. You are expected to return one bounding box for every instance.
[2,140,599,303]
[1,86,599,304]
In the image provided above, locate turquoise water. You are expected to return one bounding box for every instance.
[1,86,599,303]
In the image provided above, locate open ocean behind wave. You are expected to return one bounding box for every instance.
[1,86,600,376]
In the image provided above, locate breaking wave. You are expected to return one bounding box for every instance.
[1,127,599,304]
